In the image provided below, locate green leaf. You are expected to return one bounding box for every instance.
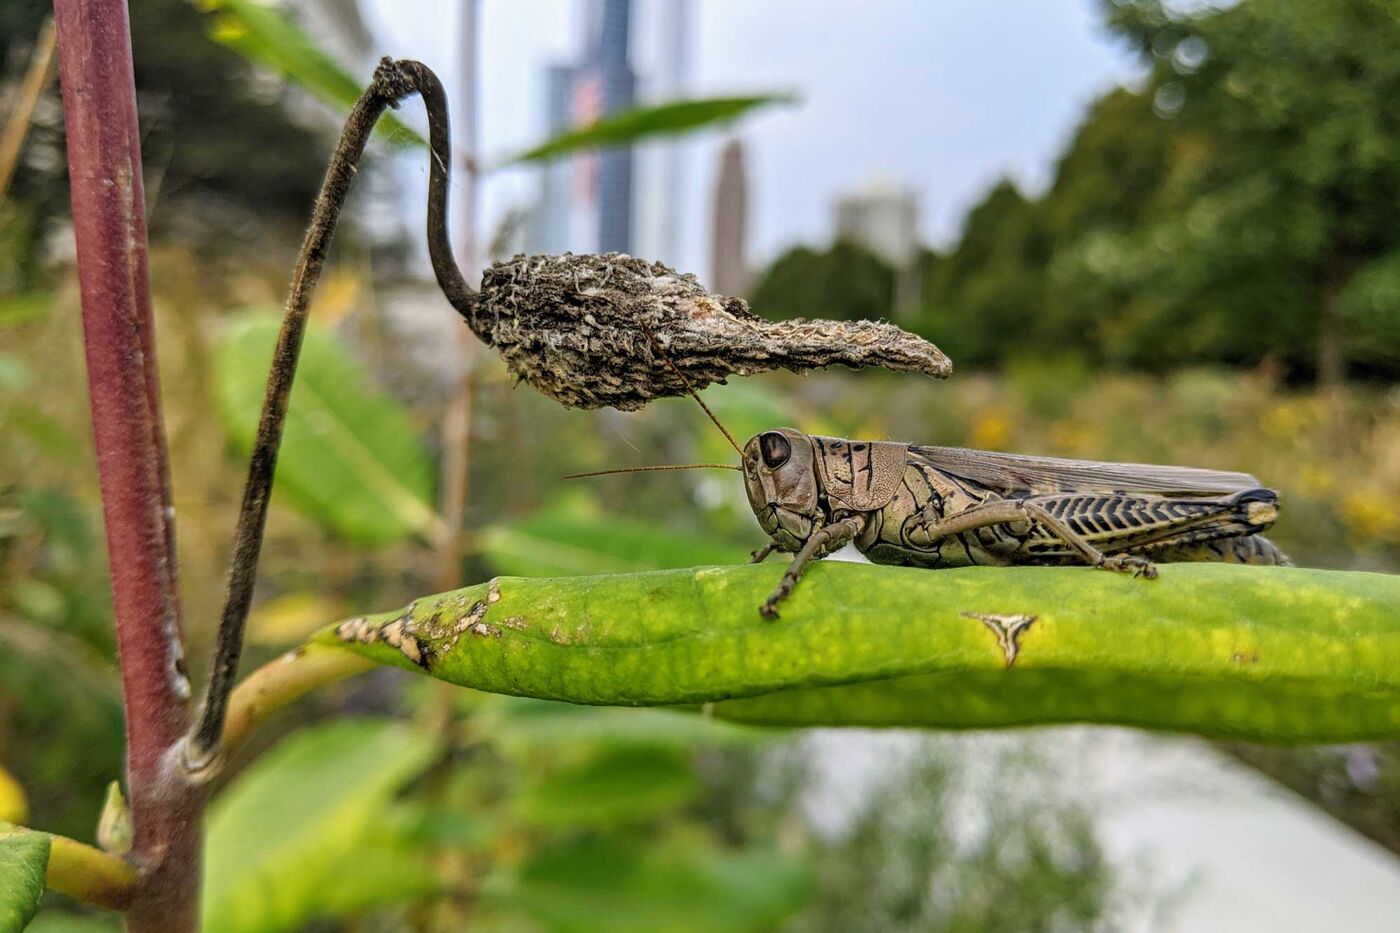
[481,506,738,577]
[203,719,440,933]
[196,0,424,147]
[0,824,50,933]
[0,294,50,329]
[514,746,700,828]
[500,836,810,933]
[321,563,1400,743]
[499,94,795,167]
[213,314,440,547]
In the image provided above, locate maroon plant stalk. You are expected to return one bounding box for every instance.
[53,0,201,928]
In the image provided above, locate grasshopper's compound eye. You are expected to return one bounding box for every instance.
[759,431,792,469]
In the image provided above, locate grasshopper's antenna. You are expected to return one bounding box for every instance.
[565,463,742,480]
[642,329,744,457]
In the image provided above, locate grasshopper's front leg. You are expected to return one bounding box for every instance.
[761,515,868,620]
[750,541,778,564]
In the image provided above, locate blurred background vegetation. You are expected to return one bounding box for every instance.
[2,0,1399,929]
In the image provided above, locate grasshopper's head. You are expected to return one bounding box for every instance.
[742,428,821,551]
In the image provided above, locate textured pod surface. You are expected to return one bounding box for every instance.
[469,253,951,410]
[319,562,1400,743]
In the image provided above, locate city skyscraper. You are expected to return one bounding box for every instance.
[710,138,748,297]
[531,0,637,255]
[532,63,577,254]
[590,0,635,253]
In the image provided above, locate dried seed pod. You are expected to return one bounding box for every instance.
[467,252,951,411]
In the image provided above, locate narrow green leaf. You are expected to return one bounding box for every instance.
[196,0,425,147]
[481,508,738,577]
[500,94,795,167]
[203,719,440,933]
[0,824,50,933]
[213,314,440,547]
[321,563,1400,743]
[514,746,700,828]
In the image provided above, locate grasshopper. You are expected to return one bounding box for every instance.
[570,359,1287,617]
[737,427,1287,618]
[575,418,1288,618]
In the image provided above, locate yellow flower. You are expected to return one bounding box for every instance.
[1342,488,1400,545]
[970,409,1012,451]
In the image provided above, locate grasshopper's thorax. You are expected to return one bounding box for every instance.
[742,428,823,552]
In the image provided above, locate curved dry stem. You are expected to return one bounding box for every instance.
[187,58,474,771]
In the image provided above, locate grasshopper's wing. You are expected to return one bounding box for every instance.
[909,445,1263,498]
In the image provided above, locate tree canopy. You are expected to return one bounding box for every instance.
[752,0,1400,381]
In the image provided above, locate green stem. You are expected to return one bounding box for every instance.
[220,642,375,760]
[46,833,139,911]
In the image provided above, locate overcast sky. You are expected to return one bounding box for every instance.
[360,0,1144,275]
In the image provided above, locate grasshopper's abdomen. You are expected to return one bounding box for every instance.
[856,458,1284,569]
[1024,488,1279,556]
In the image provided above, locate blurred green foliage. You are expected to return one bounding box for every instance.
[214,313,439,548]
[0,0,330,287]
[199,0,425,147]
[790,747,1113,932]
[750,0,1400,381]
[749,242,895,324]
[481,495,737,578]
[202,719,441,933]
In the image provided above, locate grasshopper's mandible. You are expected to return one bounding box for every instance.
[738,427,1287,618]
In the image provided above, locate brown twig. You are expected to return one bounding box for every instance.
[185,58,476,771]
[52,0,198,926]
[434,0,481,593]
[0,17,58,200]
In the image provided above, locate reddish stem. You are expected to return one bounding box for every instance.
[53,0,201,927]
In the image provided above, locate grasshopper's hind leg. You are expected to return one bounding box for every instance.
[908,499,1157,579]
[761,515,867,619]
[1018,502,1158,579]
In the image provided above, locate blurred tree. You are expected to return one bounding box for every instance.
[1098,0,1400,382]
[748,241,895,322]
[0,0,329,287]
[920,179,1050,367]
[790,747,1116,932]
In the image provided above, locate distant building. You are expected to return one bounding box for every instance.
[531,0,638,255]
[646,0,692,267]
[531,64,579,254]
[591,0,636,252]
[833,181,923,317]
[710,138,748,297]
